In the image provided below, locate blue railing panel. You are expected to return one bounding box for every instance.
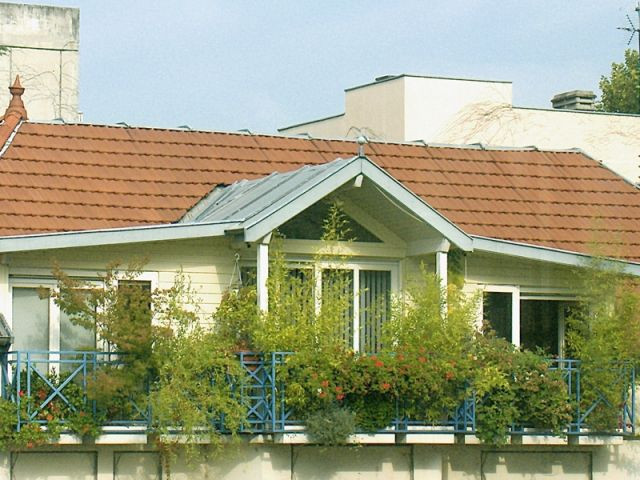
[0,350,635,437]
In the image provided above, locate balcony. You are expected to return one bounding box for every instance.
[0,350,635,443]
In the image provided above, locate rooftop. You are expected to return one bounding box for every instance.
[1,81,639,262]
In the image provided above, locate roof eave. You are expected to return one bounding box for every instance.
[472,235,640,276]
[0,221,242,253]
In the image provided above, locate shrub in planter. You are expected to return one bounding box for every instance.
[305,405,356,445]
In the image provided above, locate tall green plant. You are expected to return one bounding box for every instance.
[50,262,248,466]
[565,258,640,430]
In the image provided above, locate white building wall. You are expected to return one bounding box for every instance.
[0,2,80,123]
[6,237,238,324]
[279,75,640,186]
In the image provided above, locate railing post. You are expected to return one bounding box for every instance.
[16,352,21,431]
[575,360,581,433]
[270,352,276,432]
[632,364,636,435]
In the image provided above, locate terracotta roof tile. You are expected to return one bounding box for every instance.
[1,123,640,261]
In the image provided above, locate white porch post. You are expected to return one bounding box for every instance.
[435,250,448,316]
[0,262,9,323]
[256,234,272,312]
[511,288,521,348]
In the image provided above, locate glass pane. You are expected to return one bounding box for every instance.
[322,269,354,347]
[60,302,96,351]
[359,270,391,353]
[12,287,49,352]
[520,300,560,355]
[483,292,512,341]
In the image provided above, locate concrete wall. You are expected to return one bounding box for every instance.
[2,442,640,479]
[0,2,80,122]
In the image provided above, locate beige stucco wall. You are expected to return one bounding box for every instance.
[0,2,80,122]
[3,441,640,479]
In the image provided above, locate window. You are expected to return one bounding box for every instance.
[240,262,396,352]
[12,287,49,354]
[320,264,395,353]
[8,273,157,355]
[483,286,576,356]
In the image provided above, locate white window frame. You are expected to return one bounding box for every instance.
[483,285,578,354]
[8,271,159,355]
[481,285,521,347]
[314,260,399,352]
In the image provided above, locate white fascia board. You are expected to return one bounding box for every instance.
[472,235,640,276]
[359,161,473,251]
[242,158,363,242]
[0,221,241,254]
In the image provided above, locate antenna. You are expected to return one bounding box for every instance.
[617,1,640,51]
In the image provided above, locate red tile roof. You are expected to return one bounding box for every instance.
[0,121,639,261]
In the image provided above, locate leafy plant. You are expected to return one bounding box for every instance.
[305,405,356,445]
[565,258,640,431]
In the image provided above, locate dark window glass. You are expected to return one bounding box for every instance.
[483,292,512,341]
[279,199,381,242]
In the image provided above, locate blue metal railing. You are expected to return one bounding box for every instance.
[0,350,635,437]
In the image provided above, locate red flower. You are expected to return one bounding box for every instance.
[336,393,345,401]
[46,414,54,422]
[374,360,384,368]
[318,391,327,398]
[37,389,46,400]
[335,386,343,393]
[445,371,454,381]
[418,356,426,364]
[321,380,329,388]
[381,382,391,391]
[18,390,24,397]
[26,442,34,449]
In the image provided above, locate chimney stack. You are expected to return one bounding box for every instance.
[551,90,596,111]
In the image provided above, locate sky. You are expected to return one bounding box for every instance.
[9,0,640,133]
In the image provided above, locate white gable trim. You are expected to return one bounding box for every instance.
[472,235,640,276]
[242,156,474,251]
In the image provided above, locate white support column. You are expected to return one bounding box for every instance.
[0,262,9,324]
[256,234,272,313]
[435,251,448,316]
[511,288,521,348]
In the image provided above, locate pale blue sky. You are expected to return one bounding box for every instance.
[11,0,640,132]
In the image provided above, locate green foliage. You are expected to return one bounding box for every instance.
[0,394,61,450]
[305,405,356,445]
[213,287,260,351]
[473,337,572,445]
[48,262,248,462]
[566,258,640,430]
[599,49,640,114]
